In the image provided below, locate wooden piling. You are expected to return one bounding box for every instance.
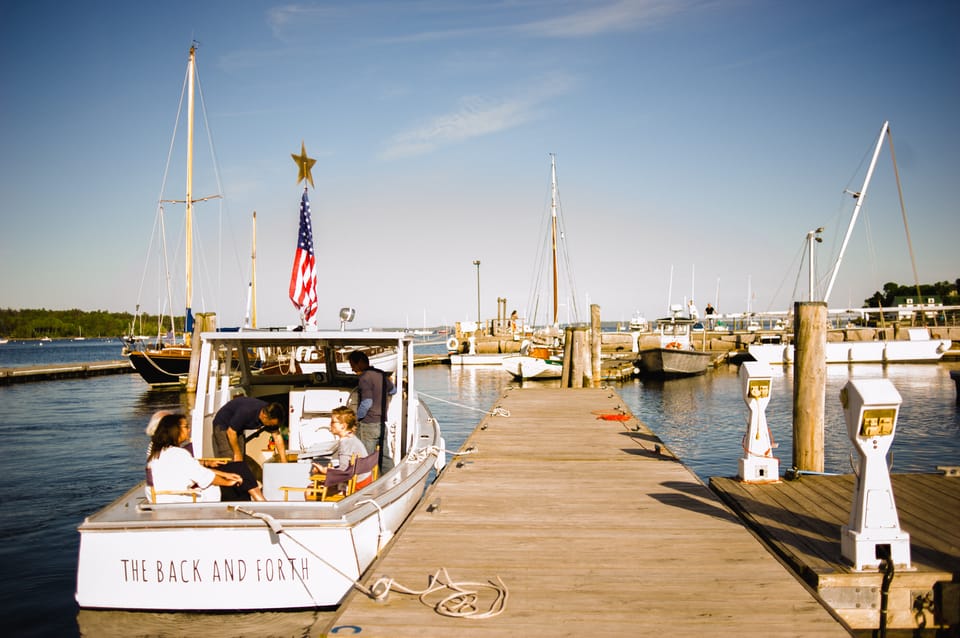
[793,301,826,472]
[186,312,217,394]
[568,326,589,388]
[561,326,574,387]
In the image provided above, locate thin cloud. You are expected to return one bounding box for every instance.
[521,0,697,38]
[378,73,575,160]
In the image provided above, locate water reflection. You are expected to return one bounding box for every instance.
[77,608,332,637]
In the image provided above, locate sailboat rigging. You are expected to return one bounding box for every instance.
[747,120,951,365]
[124,44,230,386]
[502,154,579,380]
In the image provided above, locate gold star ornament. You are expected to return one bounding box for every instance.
[291,141,316,187]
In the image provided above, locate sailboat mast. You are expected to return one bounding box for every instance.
[249,211,257,328]
[550,153,559,327]
[823,121,888,304]
[185,45,196,335]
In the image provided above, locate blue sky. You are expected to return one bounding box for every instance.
[1,1,958,330]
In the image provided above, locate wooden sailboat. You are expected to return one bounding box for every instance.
[502,154,572,380]
[124,45,221,386]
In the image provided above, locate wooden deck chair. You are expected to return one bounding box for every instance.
[312,458,358,502]
[352,447,380,491]
[145,467,199,503]
[279,454,359,502]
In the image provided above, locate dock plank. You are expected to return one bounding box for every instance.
[711,473,959,631]
[325,387,849,636]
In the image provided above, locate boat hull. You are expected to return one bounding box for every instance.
[450,353,511,365]
[76,401,440,610]
[126,348,192,386]
[639,348,712,377]
[77,329,443,611]
[501,354,563,379]
[747,337,951,365]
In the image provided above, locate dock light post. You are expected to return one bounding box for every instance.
[806,227,823,301]
[473,260,481,325]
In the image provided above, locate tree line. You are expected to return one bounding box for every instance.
[0,308,185,340]
[862,279,959,309]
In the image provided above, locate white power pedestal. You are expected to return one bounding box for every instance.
[467,334,477,355]
[737,362,780,483]
[840,378,911,571]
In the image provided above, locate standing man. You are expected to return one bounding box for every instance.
[212,396,288,466]
[348,350,396,471]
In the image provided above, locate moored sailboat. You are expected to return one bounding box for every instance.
[124,44,226,386]
[502,154,577,381]
[746,121,951,365]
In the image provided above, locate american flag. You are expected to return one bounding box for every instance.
[289,189,318,328]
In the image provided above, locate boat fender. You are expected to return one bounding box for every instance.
[446,337,459,352]
[519,339,531,355]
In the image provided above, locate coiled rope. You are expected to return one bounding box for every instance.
[230,506,506,618]
[418,391,511,418]
[369,568,508,619]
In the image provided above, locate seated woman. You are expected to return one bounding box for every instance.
[311,406,370,483]
[146,412,265,503]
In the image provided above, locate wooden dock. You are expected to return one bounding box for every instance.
[711,473,960,633]
[324,387,850,636]
[0,360,133,385]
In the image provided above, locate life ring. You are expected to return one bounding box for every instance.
[446,337,459,351]
[665,341,683,350]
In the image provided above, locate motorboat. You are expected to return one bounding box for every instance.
[76,329,445,610]
[637,310,713,378]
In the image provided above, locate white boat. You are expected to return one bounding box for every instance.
[501,341,564,380]
[628,312,650,332]
[747,327,951,365]
[76,329,445,611]
[450,352,513,366]
[501,154,578,380]
[747,121,951,365]
[637,309,713,377]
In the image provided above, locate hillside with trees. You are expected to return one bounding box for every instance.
[0,308,184,340]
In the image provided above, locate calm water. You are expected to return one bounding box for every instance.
[1,339,958,637]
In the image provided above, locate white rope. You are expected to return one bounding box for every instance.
[405,445,479,465]
[418,391,511,418]
[369,567,508,619]
[230,507,506,618]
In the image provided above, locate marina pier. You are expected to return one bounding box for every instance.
[0,360,133,385]
[325,387,853,636]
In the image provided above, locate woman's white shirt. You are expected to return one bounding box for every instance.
[147,446,221,503]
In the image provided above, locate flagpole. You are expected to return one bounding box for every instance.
[290,143,318,331]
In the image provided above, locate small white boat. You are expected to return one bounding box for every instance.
[76,329,445,611]
[628,312,650,332]
[501,345,564,380]
[450,353,513,366]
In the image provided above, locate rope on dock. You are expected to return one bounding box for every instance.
[418,391,511,418]
[229,505,508,618]
[368,568,508,619]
